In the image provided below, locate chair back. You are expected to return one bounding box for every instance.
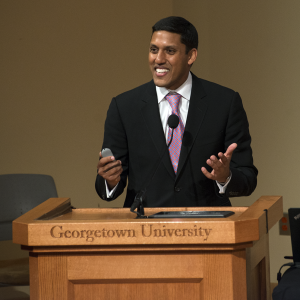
[0,174,58,241]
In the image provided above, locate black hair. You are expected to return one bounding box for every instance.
[152,16,198,54]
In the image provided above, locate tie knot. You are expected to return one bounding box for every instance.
[166,93,181,114]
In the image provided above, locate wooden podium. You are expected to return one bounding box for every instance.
[13,196,282,300]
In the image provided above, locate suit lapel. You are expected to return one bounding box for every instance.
[140,81,175,179]
[176,74,208,180]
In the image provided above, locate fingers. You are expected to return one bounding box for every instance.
[97,154,123,179]
[98,157,122,174]
[104,165,123,184]
[203,157,229,182]
[218,152,228,165]
[225,143,238,157]
[97,155,113,168]
[97,151,123,190]
[201,167,215,180]
[218,143,238,163]
[97,152,116,168]
[206,155,223,170]
[102,160,122,175]
[202,143,238,182]
[99,159,123,189]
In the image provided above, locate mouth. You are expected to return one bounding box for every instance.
[155,68,169,77]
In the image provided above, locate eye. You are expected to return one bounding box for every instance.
[167,49,176,55]
[150,47,158,54]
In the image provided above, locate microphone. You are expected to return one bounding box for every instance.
[168,114,179,129]
[167,114,179,147]
[130,114,180,218]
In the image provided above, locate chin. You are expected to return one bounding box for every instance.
[153,78,169,88]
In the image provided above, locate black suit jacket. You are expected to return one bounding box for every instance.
[95,73,258,207]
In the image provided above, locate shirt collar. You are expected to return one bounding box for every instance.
[156,72,192,104]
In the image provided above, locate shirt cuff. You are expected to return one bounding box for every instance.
[105,180,118,198]
[216,172,232,194]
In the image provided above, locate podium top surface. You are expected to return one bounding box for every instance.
[49,207,243,221]
[13,196,283,247]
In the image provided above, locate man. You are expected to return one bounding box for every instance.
[95,16,257,207]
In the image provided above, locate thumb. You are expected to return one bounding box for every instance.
[225,143,237,158]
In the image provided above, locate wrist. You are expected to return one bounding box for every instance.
[107,181,117,191]
[218,171,231,184]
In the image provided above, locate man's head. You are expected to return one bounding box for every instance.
[149,16,198,90]
[152,16,198,54]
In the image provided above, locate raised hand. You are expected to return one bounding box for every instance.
[201,143,237,182]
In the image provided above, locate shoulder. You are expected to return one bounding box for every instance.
[114,80,155,101]
[201,79,236,95]
[108,80,156,116]
[192,73,237,98]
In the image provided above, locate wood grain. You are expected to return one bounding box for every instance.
[13,196,282,247]
[13,196,282,300]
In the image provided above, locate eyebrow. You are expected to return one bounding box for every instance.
[149,43,178,49]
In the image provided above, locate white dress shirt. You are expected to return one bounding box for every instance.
[156,72,192,140]
[106,72,230,197]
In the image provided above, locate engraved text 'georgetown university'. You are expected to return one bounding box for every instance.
[50,224,212,242]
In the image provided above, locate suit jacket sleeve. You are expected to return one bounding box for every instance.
[223,92,258,197]
[95,97,128,201]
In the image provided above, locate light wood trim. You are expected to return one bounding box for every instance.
[238,195,283,238]
[246,233,271,300]
[14,198,71,223]
[13,198,71,245]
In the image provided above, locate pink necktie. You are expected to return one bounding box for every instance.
[166,93,185,173]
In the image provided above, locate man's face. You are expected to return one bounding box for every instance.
[149,30,197,90]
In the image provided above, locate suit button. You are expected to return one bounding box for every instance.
[174,186,181,192]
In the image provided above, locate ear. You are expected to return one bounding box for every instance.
[188,48,198,66]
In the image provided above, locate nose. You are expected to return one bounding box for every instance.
[155,50,166,64]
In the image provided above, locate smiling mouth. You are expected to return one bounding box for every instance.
[155,68,169,77]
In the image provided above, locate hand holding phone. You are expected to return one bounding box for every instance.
[97,148,122,190]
